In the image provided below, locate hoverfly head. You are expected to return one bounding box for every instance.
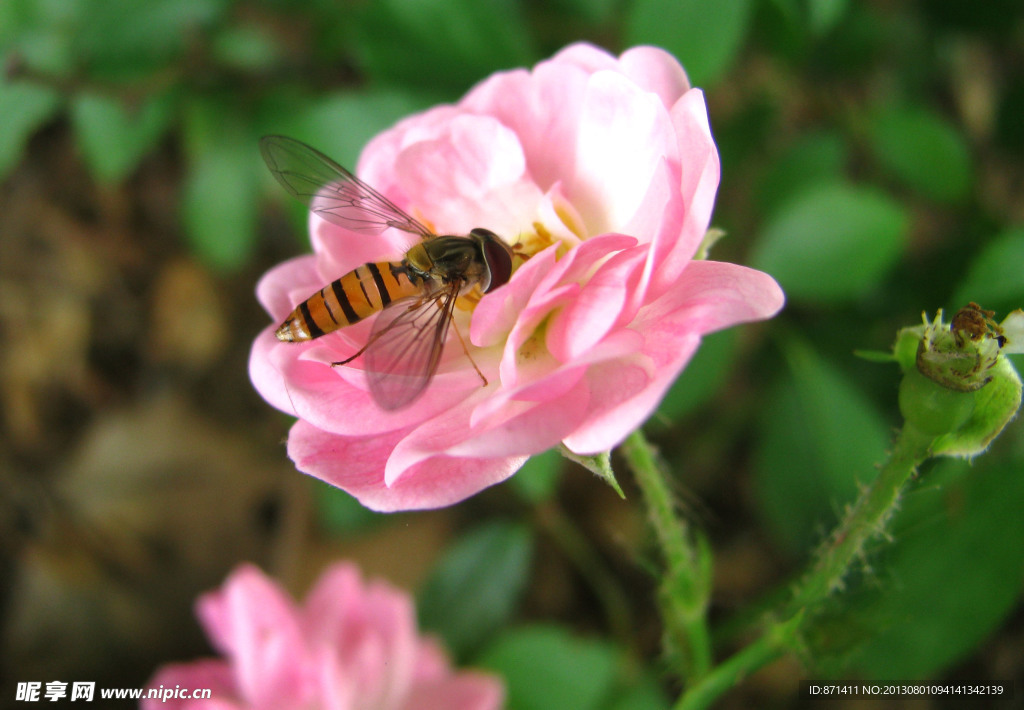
[472,228,514,294]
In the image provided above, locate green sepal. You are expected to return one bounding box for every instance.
[931,356,1022,459]
[558,446,624,499]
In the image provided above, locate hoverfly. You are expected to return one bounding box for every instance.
[260,135,515,410]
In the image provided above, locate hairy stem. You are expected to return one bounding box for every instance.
[783,424,934,616]
[622,430,713,682]
[673,424,935,709]
[674,615,800,710]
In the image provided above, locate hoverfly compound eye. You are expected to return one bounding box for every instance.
[473,229,514,293]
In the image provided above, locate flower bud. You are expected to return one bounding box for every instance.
[898,366,975,435]
[916,303,1002,392]
[896,304,1022,456]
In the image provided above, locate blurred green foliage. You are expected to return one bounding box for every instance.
[479,626,634,710]
[418,519,533,660]
[625,0,753,86]
[752,334,890,554]
[3,0,1023,700]
[751,182,909,303]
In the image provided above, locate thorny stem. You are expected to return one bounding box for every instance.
[674,614,800,710]
[673,423,935,710]
[782,423,933,616]
[622,430,713,683]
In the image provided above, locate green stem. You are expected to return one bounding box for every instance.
[674,614,800,710]
[622,430,713,682]
[673,423,935,710]
[783,423,934,616]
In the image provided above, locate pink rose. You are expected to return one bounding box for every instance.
[250,42,784,511]
[142,563,503,710]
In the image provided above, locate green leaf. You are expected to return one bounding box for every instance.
[71,90,175,184]
[604,673,671,710]
[868,104,973,204]
[833,456,1024,678]
[479,626,619,710]
[74,0,229,79]
[211,24,280,72]
[0,78,61,180]
[546,0,617,23]
[354,0,535,93]
[750,182,909,304]
[625,0,753,87]
[418,520,532,659]
[756,131,848,217]
[0,0,80,75]
[181,100,259,272]
[807,0,849,35]
[762,0,849,38]
[753,336,891,554]
[951,226,1024,313]
[508,448,564,504]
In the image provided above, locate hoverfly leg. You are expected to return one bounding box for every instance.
[331,330,383,367]
[330,327,384,366]
[449,315,487,387]
[331,348,365,367]
[330,299,425,367]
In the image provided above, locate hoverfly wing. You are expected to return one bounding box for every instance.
[260,135,434,239]
[362,283,461,410]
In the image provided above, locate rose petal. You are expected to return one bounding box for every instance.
[472,243,560,347]
[550,42,622,74]
[393,115,543,238]
[461,67,583,192]
[448,383,590,458]
[196,565,311,706]
[255,255,321,320]
[303,566,420,709]
[288,419,526,511]
[570,70,679,235]
[310,213,418,275]
[271,339,481,437]
[249,329,298,416]
[563,261,784,452]
[620,45,691,108]
[402,675,506,710]
[546,244,647,361]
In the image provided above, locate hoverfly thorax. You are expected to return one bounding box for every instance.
[417,228,514,296]
[261,135,518,410]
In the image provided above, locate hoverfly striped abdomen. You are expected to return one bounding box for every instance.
[261,135,517,409]
[275,261,424,342]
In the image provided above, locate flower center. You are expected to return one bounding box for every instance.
[511,190,587,264]
[514,222,558,263]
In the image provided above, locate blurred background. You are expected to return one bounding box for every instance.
[2,0,1023,708]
